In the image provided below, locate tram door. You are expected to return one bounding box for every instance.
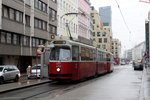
[72,46,79,79]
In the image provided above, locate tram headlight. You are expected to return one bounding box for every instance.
[56,68,61,72]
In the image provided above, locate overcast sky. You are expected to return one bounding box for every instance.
[90,0,150,53]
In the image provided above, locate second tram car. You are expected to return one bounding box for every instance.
[48,40,113,81]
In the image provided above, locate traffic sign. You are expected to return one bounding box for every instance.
[36,45,46,55]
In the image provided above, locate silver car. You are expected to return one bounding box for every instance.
[0,65,21,84]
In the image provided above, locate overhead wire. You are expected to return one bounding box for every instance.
[114,0,131,42]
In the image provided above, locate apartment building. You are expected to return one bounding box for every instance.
[57,0,78,40]
[0,0,57,73]
[91,6,112,52]
[78,0,92,45]
[112,39,121,58]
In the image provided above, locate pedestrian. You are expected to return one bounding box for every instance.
[27,65,31,77]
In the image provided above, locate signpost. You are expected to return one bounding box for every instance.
[36,45,46,79]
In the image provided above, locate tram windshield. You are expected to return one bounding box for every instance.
[50,46,71,61]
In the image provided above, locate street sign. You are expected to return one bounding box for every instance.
[36,45,46,55]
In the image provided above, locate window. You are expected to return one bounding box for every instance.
[102,32,106,36]
[25,15,30,26]
[50,46,71,61]
[38,20,42,29]
[15,11,23,22]
[0,32,6,43]
[15,11,20,22]
[97,32,100,36]
[49,8,57,21]
[104,38,107,43]
[40,39,44,45]
[72,46,79,61]
[9,8,15,20]
[22,36,30,46]
[34,0,47,13]
[2,5,23,23]
[42,3,47,12]
[43,21,47,30]
[6,33,12,44]
[34,18,47,30]
[3,6,9,18]
[34,0,38,8]
[49,25,57,34]
[99,38,102,43]
[93,19,95,24]
[35,38,39,47]
[32,38,36,47]
[38,1,42,10]
[81,47,94,61]
[13,34,18,45]
[34,18,38,28]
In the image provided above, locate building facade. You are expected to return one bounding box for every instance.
[112,39,121,64]
[132,41,145,61]
[99,6,112,26]
[145,11,150,63]
[0,0,57,73]
[57,0,78,40]
[78,0,92,45]
[91,6,112,52]
[112,39,121,58]
[123,49,132,61]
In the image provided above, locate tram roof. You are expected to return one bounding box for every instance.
[51,39,113,55]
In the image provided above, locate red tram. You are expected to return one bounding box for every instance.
[48,40,113,81]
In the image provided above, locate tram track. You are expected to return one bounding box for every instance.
[0,68,119,100]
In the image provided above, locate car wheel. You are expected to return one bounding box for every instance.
[14,75,19,82]
[0,76,4,84]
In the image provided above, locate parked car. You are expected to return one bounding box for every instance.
[133,62,143,70]
[0,65,21,84]
[27,64,41,79]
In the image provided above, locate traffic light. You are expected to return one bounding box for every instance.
[51,34,55,39]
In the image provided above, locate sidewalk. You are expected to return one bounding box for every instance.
[140,66,150,100]
[0,74,51,93]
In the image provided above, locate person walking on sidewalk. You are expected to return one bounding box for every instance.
[27,65,31,78]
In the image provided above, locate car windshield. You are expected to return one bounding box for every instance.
[32,66,40,69]
[50,46,71,61]
[0,67,4,72]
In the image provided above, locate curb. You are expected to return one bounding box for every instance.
[0,80,51,94]
[139,68,145,100]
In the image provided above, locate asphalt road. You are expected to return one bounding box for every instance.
[0,64,143,100]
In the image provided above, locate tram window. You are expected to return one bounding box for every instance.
[81,47,94,61]
[72,46,79,61]
[81,47,86,61]
[50,46,71,61]
[107,54,110,61]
